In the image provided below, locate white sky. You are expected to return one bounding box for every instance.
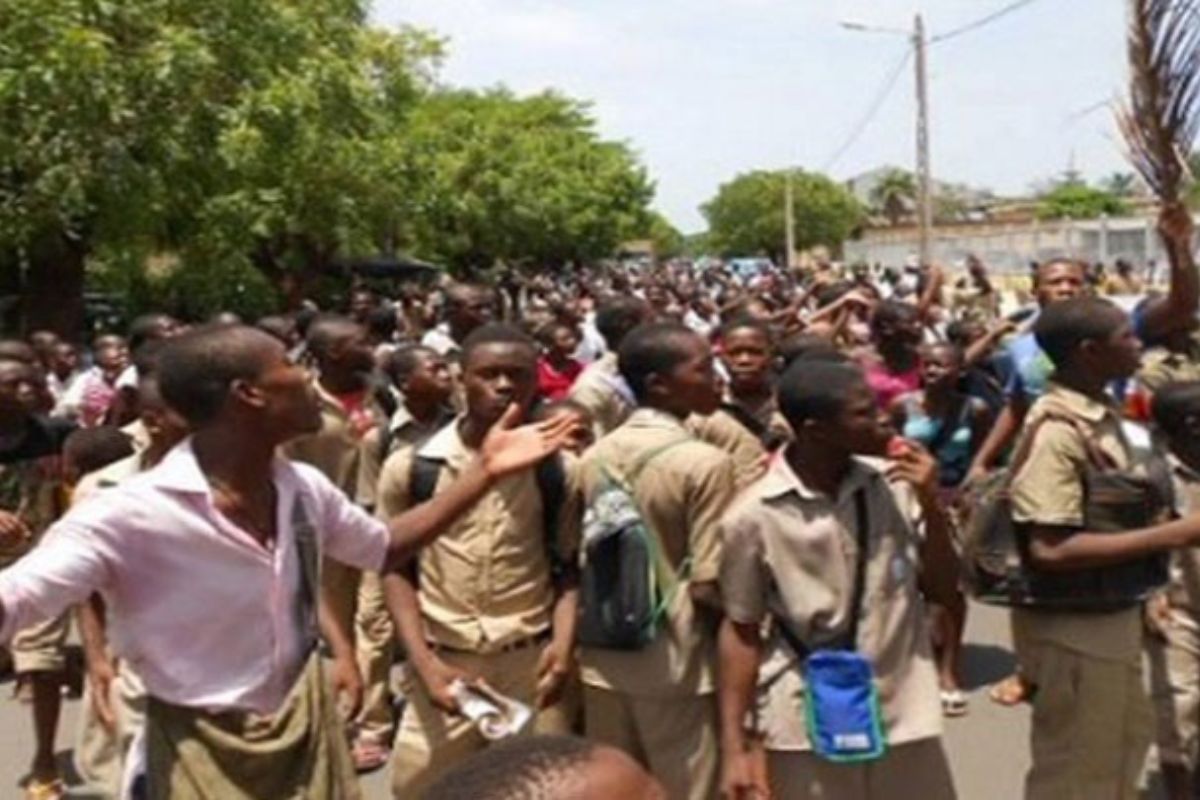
[373,1,1131,232]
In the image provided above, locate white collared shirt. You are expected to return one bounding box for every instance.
[0,439,389,714]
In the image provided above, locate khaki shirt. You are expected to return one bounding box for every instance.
[1166,459,1200,614]
[284,379,384,499]
[687,411,770,490]
[1138,337,1200,395]
[577,408,736,697]
[1009,381,1143,660]
[356,404,453,508]
[568,352,634,438]
[720,456,942,751]
[376,419,582,654]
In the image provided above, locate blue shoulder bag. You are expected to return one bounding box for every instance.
[777,488,887,763]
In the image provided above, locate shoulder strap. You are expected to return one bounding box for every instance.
[409,455,443,505]
[290,497,321,652]
[721,403,770,442]
[536,454,567,580]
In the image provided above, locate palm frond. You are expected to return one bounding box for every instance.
[1116,0,1200,202]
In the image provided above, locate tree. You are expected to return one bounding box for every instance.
[642,212,685,260]
[702,170,863,263]
[400,89,654,274]
[1100,172,1138,197]
[1036,183,1131,220]
[869,169,917,225]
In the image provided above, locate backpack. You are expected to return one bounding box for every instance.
[576,438,692,651]
[408,453,567,581]
[962,412,1171,611]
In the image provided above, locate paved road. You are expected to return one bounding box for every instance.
[0,603,1159,799]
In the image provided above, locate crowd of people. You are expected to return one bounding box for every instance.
[0,200,1197,800]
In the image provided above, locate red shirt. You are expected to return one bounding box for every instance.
[537,356,583,402]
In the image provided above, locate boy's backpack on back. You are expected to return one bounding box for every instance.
[962,412,1171,611]
[577,438,691,651]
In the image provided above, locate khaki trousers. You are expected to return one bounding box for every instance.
[390,643,571,798]
[11,612,70,673]
[583,685,719,800]
[353,571,395,743]
[1147,607,1200,771]
[322,559,362,640]
[1014,613,1151,800]
[766,738,957,800]
[74,663,147,794]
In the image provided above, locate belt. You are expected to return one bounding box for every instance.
[428,629,551,656]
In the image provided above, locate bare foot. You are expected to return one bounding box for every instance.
[988,673,1032,706]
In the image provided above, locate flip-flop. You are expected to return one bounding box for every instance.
[988,674,1032,707]
[24,777,66,800]
[940,689,968,717]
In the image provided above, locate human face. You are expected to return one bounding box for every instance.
[331,326,377,374]
[1035,262,1085,306]
[919,345,960,390]
[463,343,537,427]
[721,327,772,394]
[0,361,35,419]
[404,352,453,406]
[248,340,323,440]
[551,325,580,358]
[655,334,720,416]
[349,291,375,322]
[815,381,888,456]
[450,290,495,333]
[51,343,79,379]
[1091,317,1143,381]
[95,341,128,375]
[874,311,921,350]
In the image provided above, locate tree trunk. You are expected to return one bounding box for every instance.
[24,234,87,339]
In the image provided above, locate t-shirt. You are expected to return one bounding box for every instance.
[1003,330,1055,406]
[537,356,583,402]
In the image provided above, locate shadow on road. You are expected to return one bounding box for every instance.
[960,643,1018,691]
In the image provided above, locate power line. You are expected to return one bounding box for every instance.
[931,0,1043,44]
[822,48,913,172]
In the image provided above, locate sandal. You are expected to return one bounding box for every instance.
[351,736,390,774]
[940,689,968,717]
[988,673,1032,707]
[24,777,66,800]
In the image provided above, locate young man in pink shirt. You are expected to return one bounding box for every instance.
[0,324,576,799]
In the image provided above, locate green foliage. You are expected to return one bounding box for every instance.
[402,89,654,274]
[642,211,685,259]
[869,169,917,225]
[1036,183,1131,220]
[1099,172,1138,197]
[702,170,863,261]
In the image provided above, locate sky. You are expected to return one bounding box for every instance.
[373,1,1131,232]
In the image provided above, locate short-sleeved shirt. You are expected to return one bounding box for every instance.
[1003,330,1055,406]
[719,456,942,751]
[283,379,384,499]
[567,353,635,438]
[687,410,771,491]
[355,404,453,509]
[375,418,582,654]
[577,408,736,697]
[1008,381,1144,660]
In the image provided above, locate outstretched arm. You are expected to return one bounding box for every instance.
[1138,203,1197,342]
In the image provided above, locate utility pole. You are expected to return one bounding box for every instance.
[784,169,796,269]
[913,13,933,269]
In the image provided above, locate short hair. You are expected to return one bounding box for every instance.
[63,427,135,479]
[869,300,919,338]
[777,332,849,369]
[127,313,175,353]
[778,359,867,429]
[1034,258,1087,288]
[158,325,280,427]
[719,316,772,345]
[447,283,493,308]
[1033,296,1125,369]
[305,315,361,361]
[617,322,700,403]
[386,345,438,386]
[461,323,537,367]
[366,305,398,340]
[255,315,295,345]
[534,320,576,348]
[1152,381,1200,437]
[0,339,37,364]
[595,296,650,351]
[421,735,596,800]
[133,337,168,378]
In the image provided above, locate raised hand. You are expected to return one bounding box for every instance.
[481,403,580,479]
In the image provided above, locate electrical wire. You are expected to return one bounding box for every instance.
[931,0,1044,44]
[822,48,913,171]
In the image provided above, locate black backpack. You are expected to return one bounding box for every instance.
[408,453,567,581]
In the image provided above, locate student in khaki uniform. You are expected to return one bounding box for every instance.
[568,296,651,437]
[718,359,960,800]
[1006,297,1200,799]
[1145,382,1200,800]
[380,324,581,798]
[351,344,455,769]
[578,322,736,800]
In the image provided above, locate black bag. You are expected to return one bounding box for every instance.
[962,412,1170,611]
[577,439,691,650]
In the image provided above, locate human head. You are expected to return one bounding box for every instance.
[0,358,36,422]
[0,339,37,365]
[779,359,885,456]
[446,284,496,341]
[61,427,135,486]
[27,330,60,369]
[127,313,180,354]
[158,325,321,443]
[93,334,128,375]
[531,399,594,455]
[50,341,79,380]
[1152,381,1200,468]
[536,320,580,361]
[305,315,375,377]
[386,345,452,408]
[777,332,848,370]
[208,311,242,327]
[461,323,539,427]
[919,342,963,392]
[349,288,378,324]
[869,301,922,352]
[1033,259,1087,307]
[719,317,773,395]
[618,322,719,417]
[421,735,666,800]
[365,305,398,347]
[138,372,190,461]
[595,296,652,353]
[1033,296,1140,381]
[255,315,299,349]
